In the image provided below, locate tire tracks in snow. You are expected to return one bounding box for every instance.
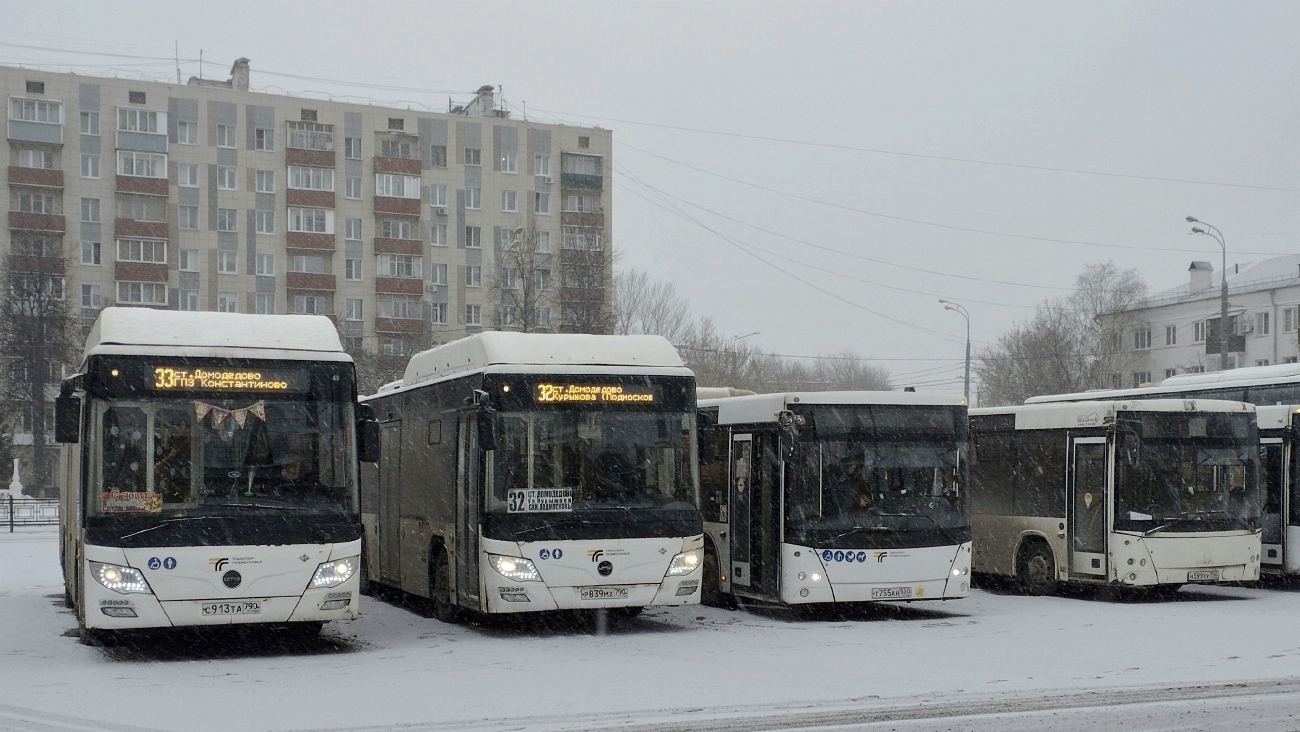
[0,703,168,732]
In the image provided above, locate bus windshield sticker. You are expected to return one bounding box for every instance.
[507,488,574,513]
[536,384,654,404]
[102,490,163,513]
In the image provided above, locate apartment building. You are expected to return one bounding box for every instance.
[1106,256,1300,387]
[3,59,613,361]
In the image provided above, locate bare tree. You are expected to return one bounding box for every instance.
[492,226,553,332]
[613,268,694,343]
[555,233,613,334]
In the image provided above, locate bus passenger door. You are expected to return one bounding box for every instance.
[1260,438,1284,568]
[455,414,481,609]
[379,421,403,584]
[730,434,754,588]
[1069,437,1108,578]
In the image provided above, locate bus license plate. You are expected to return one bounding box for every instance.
[871,587,913,600]
[580,587,628,601]
[201,601,262,616]
[1187,570,1221,582]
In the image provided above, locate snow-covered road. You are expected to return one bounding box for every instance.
[4,526,1300,731]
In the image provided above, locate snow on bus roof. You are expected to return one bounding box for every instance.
[700,390,966,426]
[400,332,687,388]
[974,398,1254,431]
[83,307,346,360]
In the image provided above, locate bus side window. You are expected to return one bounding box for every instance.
[699,426,729,522]
[102,406,148,493]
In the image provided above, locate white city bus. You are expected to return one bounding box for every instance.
[1026,363,1300,574]
[696,391,972,608]
[969,399,1261,594]
[56,308,379,642]
[360,332,703,620]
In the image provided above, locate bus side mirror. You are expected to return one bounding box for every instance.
[697,413,716,465]
[778,410,798,458]
[55,395,81,443]
[357,404,380,463]
[475,390,496,452]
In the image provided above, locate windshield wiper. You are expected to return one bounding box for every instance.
[119,516,218,540]
[1143,522,1175,537]
[201,501,305,511]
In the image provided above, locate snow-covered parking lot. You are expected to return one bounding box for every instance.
[5,525,1300,731]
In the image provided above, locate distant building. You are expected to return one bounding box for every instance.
[1105,256,1300,387]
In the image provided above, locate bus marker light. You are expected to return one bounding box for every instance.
[810,573,821,582]
[319,598,351,611]
[798,572,806,581]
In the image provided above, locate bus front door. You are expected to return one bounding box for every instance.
[1069,437,1108,578]
[379,421,403,584]
[730,434,755,590]
[455,414,481,610]
[1261,438,1284,568]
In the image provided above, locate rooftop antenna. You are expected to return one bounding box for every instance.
[199,49,203,80]
[174,41,180,84]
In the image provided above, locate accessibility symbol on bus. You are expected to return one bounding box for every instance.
[539,549,550,560]
[822,550,833,562]
[148,557,161,570]
[163,557,177,570]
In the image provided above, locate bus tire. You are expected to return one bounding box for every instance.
[701,544,730,608]
[78,625,115,647]
[285,621,324,640]
[430,549,461,624]
[358,539,372,597]
[1017,541,1058,596]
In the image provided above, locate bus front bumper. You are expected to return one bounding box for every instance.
[1112,531,1260,586]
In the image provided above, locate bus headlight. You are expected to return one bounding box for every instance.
[666,549,702,576]
[310,557,358,589]
[90,561,151,595]
[488,554,541,582]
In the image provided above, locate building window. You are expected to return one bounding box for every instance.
[1286,357,1299,364]
[217,166,237,190]
[1285,307,1299,333]
[179,290,199,311]
[218,292,238,312]
[539,307,551,329]
[81,284,101,309]
[291,255,327,274]
[378,254,421,278]
[254,128,274,151]
[498,305,518,327]
[345,176,361,199]
[9,97,62,124]
[24,80,44,94]
[179,204,199,230]
[1132,372,1151,388]
[127,91,146,104]
[80,153,100,179]
[1164,325,1176,346]
[343,136,361,159]
[14,234,54,256]
[379,219,412,239]
[465,147,481,166]
[1257,359,1272,367]
[287,207,334,233]
[387,117,404,131]
[18,148,53,169]
[431,302,447,324]
[430,145,447,168]
[465,265,482,287]
[577,136,590,149]
[380,337,410,357]
[300,109,318,122]
[217,124,236,148]
[117,107,161,132]
[345,298,363,321]
[564,194,598,213]
[217,208,238,232]
[80,197,100,223]
[288,165,334,191]
[1164,368,1177,379]
[499,268,519,290]
[287,121,334,151]
[465,226,481,248]
[81,240,101,265]
[256,210,275,234]
[534,153,550,177]
[375,173,420,199]
[18,191,56,214]
[537,231,551,253]
[1194,320,1206,342]
[256,293,275,315]
[179,249,199,272]
[1257,312,1271,336]
[345,258,362,281]
[430,222,447,246]
[117,150,167,178]
[79,111,99,135]
[292,295,327,315]
[217,250,237,274]
[117,282,167,305]
[501,190,517,213]
[176,120,197,144]
[465,304,482,326]
[500,150,517,173]
[345,218,362,241]
[562,226,603,250]
[465,187,481,209]
[562,153,600,175]
[255,170,275,193]
[256,253,275,276]
[535,192,550,214]
[116,238,166,263]
[380,140,412,158]
[178,163,199,187]
[378,295,422,319]
[431,184,447,207]
[430,263,448,286]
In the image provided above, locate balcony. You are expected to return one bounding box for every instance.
[375,196,421,217]
[114,262,168,283]
[285,232,336,251]
[116,176,169,197]
[374,156,421,175]
[286,189,336,209]
[376,277,423,295]
[560,172,603,190]
[115,218,168,239]
[286,148,335,168]
[8,255,64,275]
[374,237,422,255]
[560,212,605,228]
[8,167,63,188]
[286,272,336,291]
[8,211,64,233]
[375,317,425,334]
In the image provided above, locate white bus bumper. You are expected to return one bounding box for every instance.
[779,542,972,605]
[1111,531,1260,586]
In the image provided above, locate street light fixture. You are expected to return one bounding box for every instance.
[732,331,760,352]
[1187,216,1230,371]
[939,299,970,402]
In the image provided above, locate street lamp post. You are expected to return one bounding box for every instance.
[939,299,971,402]
[1187,217,1230,371]
[732,331,760,352]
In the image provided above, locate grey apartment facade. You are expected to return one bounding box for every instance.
[3,60,613,358]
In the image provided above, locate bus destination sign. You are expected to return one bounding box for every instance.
[535,383,654,405]
[152,367,299,393]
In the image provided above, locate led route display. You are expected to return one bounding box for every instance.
[151,367,299,392]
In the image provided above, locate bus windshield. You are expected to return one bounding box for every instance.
[785,404,969,547]
[88,396,356,517]
[490,410,697,513]
[1114,412,1259,533]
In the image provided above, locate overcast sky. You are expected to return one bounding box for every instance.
[7,2,1299,395]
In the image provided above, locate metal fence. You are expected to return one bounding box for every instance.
[2,495,59,531]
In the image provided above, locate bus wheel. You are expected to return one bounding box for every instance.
[358,543,372,597]
[78,625,116,647]
[430,550,461,624]
[1017,542,1058,596]
[702,546,730,608]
